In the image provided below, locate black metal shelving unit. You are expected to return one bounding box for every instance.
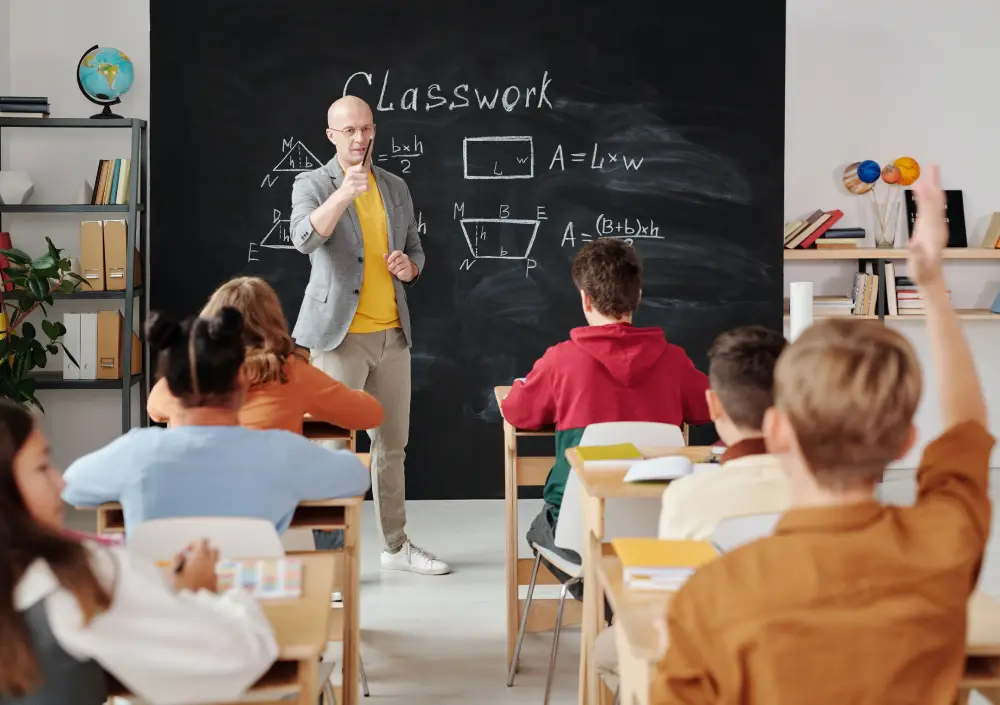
[0,117,148,434]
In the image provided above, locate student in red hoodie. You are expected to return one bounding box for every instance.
[502,239,712,585]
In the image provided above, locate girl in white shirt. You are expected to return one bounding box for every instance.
[0,400,278,705]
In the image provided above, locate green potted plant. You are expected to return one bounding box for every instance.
[0,237,87,410]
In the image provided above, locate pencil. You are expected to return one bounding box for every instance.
[362,137,372,169]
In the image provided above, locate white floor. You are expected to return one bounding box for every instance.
[67,476,1000,705]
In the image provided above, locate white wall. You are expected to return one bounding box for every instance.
[2,0,999,473]
[0,0,9,94]
[2,0,148,471]
[785,0,1000,470]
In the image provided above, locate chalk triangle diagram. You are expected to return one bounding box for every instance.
[273,141,322,172]
[261,212,294,250]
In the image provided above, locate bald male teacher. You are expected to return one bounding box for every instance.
[290,96,449,576]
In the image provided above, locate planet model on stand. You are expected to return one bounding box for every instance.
[843,162,875,194]
[894,157,921,186]
[77,45,134,119]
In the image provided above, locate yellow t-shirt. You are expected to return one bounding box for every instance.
[349,171,400,333]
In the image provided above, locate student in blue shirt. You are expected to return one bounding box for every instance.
[62,306,371,537]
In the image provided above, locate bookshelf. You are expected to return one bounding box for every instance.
[0,117,148,435]
[785,248,1000,261]
[785,247,1000,323]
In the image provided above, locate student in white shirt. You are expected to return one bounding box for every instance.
[0,399,278,705]
[593,325,791,693]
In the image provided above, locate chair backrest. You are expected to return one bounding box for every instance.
[127,517,286,562]
[710,512,782,553]
[553,463,663,557]
[579,422,685,448]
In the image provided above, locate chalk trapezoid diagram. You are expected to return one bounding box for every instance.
[273,140,322,173]
[261,211,294,250]
[459,218,539,260]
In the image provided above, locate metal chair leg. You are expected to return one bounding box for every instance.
[543,577,581,705]
[322,679,335,705]
[359,653,370,697]
[507,551,542,686]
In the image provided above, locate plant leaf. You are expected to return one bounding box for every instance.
[41,320,57,340]
[21,321,35,340]
[31,347,46,369]
[27,276,47,302]
[0,248,31,265]
[46,343,58,355]
[30,254,57,271]
[59,342,79,367]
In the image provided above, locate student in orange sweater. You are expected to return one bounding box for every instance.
[147,276,383,434]
[651,165,994,704]
[502,240,711,589]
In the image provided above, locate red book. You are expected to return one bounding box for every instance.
[799,210,844,249]
[0,232,12,293]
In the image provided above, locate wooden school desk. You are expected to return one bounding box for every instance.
[495,385,577,673]
[108,551,337,705]
[598,552,1000,705]
[89,497,364,705]
[565,445,714,705]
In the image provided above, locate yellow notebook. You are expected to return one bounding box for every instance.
[576,443,643,467]
[612,538,719,591]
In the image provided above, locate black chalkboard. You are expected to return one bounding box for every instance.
[150,1,786,500]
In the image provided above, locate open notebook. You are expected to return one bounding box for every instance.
[621,455,720,482]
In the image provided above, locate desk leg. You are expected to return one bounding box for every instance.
[342,504,361,705]
[504,422,519,671]
[299,658,319,705]
[977,687,1000,705]
[579,495,607,705]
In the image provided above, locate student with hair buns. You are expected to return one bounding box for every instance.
[62,306,371,537]
[0,399,278,705]
[147,276,383,433]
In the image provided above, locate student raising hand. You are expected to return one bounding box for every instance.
[908,164,948,286]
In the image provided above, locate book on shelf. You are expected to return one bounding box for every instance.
[981,213,1000,249]
[90,159,131,205]
[850,266,880,317]
[815,237,863,249]
[0,96,50,117]
[904,189,967,248]
[892,274,950,315]
[611,538,719,591]
[784,209,844,249]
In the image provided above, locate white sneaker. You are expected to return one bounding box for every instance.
[380,541,451,575]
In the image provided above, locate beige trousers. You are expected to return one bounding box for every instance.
[312,328,410,552]
[593,623,620,694]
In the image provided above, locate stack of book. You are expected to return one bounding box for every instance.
[851,270,880,317]
[783,209,844,249]
[0,96,49,118]
[887,269,950,316]
[783,295,855,318]
[611,538,718,591]
[90,159,131,205]
[816,227,865,249]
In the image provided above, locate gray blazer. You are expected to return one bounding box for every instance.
[289,157,425,351]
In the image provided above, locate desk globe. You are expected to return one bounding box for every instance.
[77,45,134,119]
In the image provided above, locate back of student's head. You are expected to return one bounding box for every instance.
[200,276,300,387]
[0,401,111,696]
[708,325,787,431]
[772,319,921,487]
[147,306,247,409]
[571,240,642,319]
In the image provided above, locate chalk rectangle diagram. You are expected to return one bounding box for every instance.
[463,136,534,180]
[460,218,539,260]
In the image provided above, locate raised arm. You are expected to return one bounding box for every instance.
[912,166,987,429]
[49,546,277,705]
[290,173,341,255]
[909,165,994,552]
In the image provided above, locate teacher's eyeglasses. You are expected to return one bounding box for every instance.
[328,125,374,139]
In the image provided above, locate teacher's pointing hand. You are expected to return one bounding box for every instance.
[385,250,417,282]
